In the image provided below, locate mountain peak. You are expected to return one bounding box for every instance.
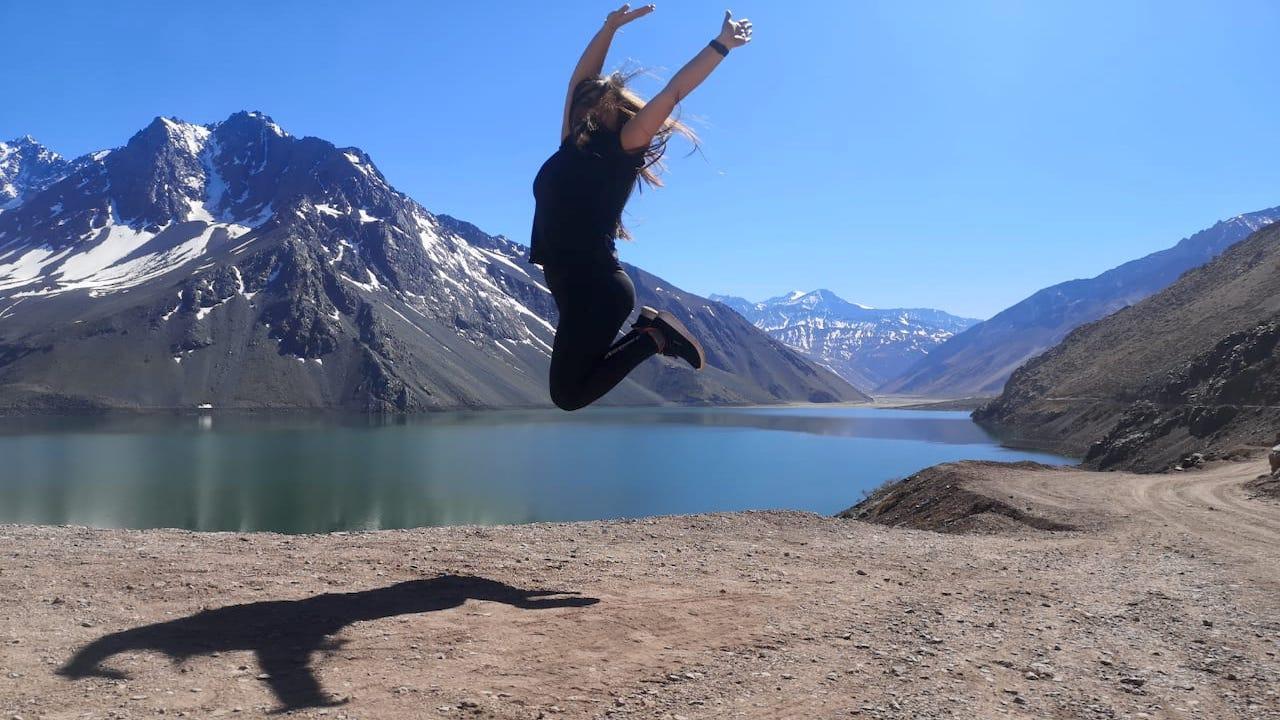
[222,110,290,138]
[768,289,844,305]
[757,289,808,305]
[1,135,57,158]
[778,288,843,307]
[804,288,874,309]
[0,134,71,210]
[130,116,211,158]
[134,112,290,145]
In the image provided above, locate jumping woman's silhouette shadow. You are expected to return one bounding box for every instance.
[58,575,598,712]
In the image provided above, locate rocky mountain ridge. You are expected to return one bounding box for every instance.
[0,112,864,411]
[974,221,1280,471]
[881,207,1280,397]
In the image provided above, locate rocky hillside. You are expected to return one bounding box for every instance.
[974,222,1280,471]
[710,289,978,391]
[881,207,1280,397]
[0,112,864,412]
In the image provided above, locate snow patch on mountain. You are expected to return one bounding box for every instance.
[0,118,279,297]
[159,117,210,157]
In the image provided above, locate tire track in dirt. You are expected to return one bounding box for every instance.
[976,460,1280,574]
[1141,469,1280,550]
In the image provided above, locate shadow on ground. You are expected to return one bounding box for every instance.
[58,574,598,712]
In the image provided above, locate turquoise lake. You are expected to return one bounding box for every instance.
[0,407,1069,533]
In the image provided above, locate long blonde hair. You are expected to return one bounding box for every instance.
[568,70,700,192]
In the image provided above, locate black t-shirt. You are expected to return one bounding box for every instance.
[528,126,647,273]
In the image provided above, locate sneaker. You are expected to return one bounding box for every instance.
[631,306,659,330]
[651,310,705,370]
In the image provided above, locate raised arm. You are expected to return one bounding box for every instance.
[563,4,655,141]
[620,10,753,153]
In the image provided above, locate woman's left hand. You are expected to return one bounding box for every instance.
[606,4,656,31]
[717,10,753,48]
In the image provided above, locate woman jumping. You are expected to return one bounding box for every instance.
[529,4,753,411]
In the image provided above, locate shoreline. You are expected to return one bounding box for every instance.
[0,395,992,418]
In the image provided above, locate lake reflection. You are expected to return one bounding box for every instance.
[0,407,1069,533]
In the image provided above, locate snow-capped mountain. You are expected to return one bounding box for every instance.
[0,136,82,211]
[0,112,863,411]
[710,289,979,391]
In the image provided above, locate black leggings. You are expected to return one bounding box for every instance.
[546,267,659,411]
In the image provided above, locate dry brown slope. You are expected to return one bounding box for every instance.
[975,222,1280,471]
[839,460,1083,534]
[881,207,1280,398]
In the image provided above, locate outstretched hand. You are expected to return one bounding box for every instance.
[605,3,655,30]
[717,10,753,48]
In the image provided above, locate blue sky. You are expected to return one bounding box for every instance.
[4,1,1280,319]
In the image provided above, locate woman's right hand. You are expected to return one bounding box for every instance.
[605,3,655,31]
[717,10,753,48]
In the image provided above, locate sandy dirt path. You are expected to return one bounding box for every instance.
[1,461,1278,719]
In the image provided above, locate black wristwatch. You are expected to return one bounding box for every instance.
[709,39,730,57]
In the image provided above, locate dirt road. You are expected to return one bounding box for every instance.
[1,460,1277,719]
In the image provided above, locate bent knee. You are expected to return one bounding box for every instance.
[552,396,589,412]
[549,386,589,412]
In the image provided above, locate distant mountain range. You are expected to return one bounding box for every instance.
[0,113,864,411]
[975,220,1280,472]
[710,289,979,391]
[881,207,1280,397]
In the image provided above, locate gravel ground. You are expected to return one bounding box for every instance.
[1,460,1278,719]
